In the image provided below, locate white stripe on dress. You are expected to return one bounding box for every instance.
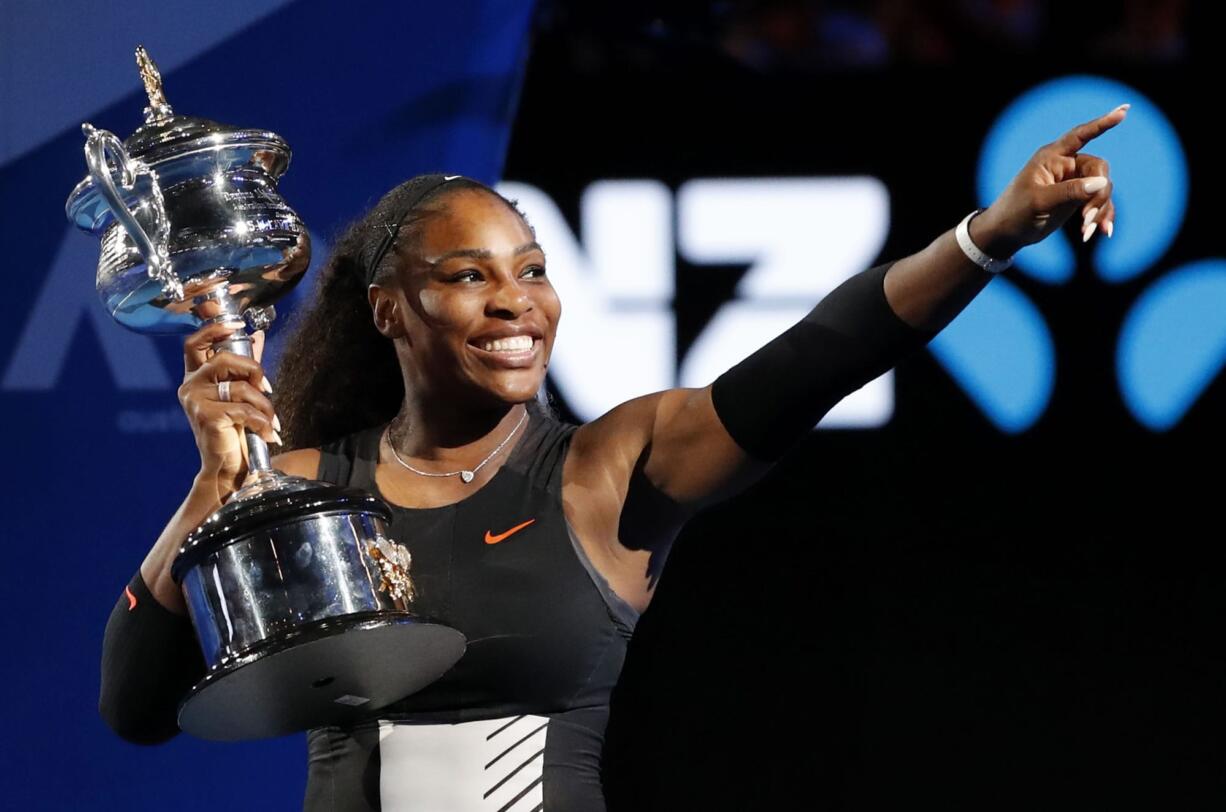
[378,715,549,811]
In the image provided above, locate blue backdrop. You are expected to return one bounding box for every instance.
[0,2,535,808]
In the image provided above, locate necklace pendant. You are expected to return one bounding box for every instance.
[459,470,475,483]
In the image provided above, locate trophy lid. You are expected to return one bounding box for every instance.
[116,46,290,169]
[66,46,293,234]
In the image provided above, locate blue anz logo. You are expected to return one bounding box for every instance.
[931,75,1218,432]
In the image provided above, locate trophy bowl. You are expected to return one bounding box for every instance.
[67,47,465,741]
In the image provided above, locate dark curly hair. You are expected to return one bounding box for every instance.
[273,174,547,450]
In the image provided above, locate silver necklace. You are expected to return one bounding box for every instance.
[383,409,528,484]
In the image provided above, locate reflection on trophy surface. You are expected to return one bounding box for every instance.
[66,46,465,741]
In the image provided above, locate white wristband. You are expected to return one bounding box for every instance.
[956,209,1013,275]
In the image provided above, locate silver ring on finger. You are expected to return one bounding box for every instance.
[217,380,232,402]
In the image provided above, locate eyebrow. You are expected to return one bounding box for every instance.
[428,241,544,267]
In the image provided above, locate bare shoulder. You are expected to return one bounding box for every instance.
[271,447,321,479]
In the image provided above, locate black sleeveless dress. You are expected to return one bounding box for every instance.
[303,410,639,811]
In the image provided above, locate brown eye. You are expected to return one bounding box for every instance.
[451,270,481,282]
[522,265,546,278]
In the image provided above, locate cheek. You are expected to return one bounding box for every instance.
[416,289,449,322]
[539,290,561,365]
[415,289,476,332]
[539,286,562,328]
[408,290,472,361]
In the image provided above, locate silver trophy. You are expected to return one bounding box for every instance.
[66,47,464,740]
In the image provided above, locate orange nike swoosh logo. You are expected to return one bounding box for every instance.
[485,519,536,544]
[125,585,137,611]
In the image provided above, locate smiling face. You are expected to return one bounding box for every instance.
[370,187,560,410]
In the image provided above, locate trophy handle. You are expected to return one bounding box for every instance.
[81,123,184,301]
[83,125,277,482]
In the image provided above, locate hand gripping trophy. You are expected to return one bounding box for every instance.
[66,48,465,741]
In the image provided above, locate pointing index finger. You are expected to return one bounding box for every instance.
[1053,104,1129,155]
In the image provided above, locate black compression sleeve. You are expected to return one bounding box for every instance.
[710,261,939,461]
[99,570,205,744]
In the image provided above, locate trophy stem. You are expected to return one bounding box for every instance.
[244,424,274,474]
[214,326,273,475]
[195,285,275,476]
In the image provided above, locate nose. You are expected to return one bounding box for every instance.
[486,276,533,318]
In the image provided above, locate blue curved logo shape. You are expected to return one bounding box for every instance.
[1117,260,1226,430]
[928,278,1055,434]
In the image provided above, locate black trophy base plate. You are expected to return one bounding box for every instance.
[178,614,466,741]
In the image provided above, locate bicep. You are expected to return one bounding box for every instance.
[640,386,774,510]
[575,387,773,516]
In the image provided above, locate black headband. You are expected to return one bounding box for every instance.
[362,173,466,286]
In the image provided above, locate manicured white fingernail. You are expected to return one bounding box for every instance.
[1084,177,1108,195]
[273,414,283,433]
[1083,207,1099,227]
[1114,103,1131,112]
[1104,221,1114,238]
[261,376,273,394]
[270,431,283,446]
[1083,222,1098,242]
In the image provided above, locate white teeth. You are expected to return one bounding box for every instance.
[480,336,534,352]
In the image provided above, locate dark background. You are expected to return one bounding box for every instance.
[513,4,1224,809]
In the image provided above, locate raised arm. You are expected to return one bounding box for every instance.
[569,104,1127,561]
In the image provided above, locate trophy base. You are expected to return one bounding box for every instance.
[177,612,465,741]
